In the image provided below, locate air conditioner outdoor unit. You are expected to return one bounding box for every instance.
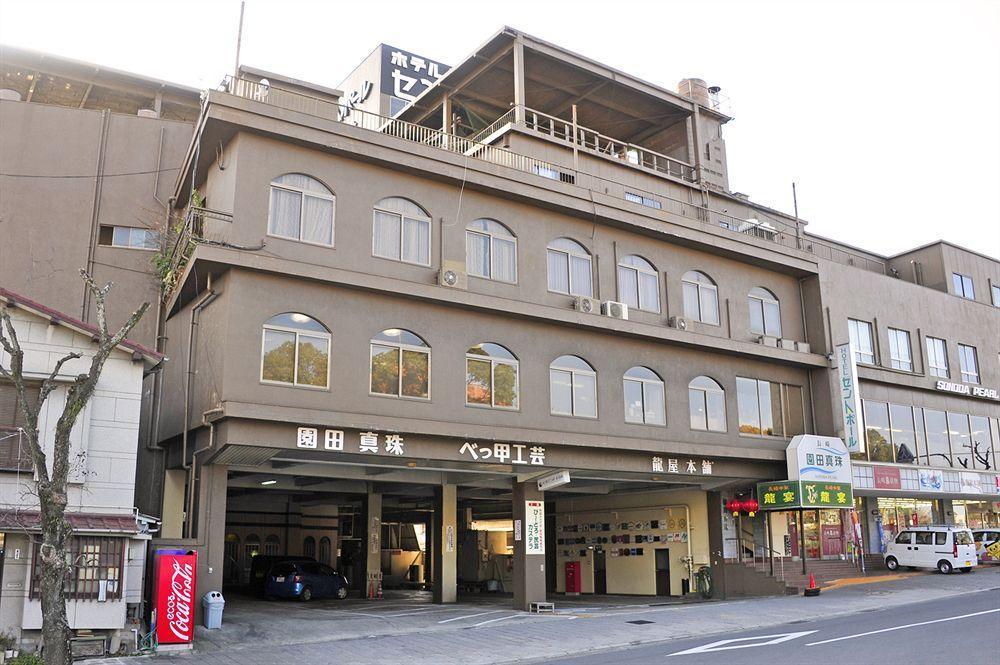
[437,261,468,289]
[601,300,629,320]
[667,316,687,330]
[758,335,779,348]
[573,296,598,314]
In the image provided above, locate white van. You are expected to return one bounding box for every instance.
[884,526,977,574]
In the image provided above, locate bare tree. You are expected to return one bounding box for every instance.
[0,271,148,665]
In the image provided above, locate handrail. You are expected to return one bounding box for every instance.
[523,107,697,182]
[468,107,517,144]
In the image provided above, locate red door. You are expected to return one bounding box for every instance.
[821,524,843,557]
[565,561,581,594]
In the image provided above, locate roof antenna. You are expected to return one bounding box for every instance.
[234,1,246,79]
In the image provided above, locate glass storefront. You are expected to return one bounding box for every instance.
[952,500,1000,529]
[782,509,848,560]
[874,497,937,550]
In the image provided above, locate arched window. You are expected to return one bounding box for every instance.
[748,287,781,337]
[370,328,430,399]
[623,366,665,425]
[268,173,335,245]
[466,219,517,283]
[319,537,332,566]
[549,355,597,418]
[547,238,592,296]
[466,343,518,409]
[303,536,316,559]
[689,376,727,432]
[263,534,280,556]
[261,313,330,388]
[617,255,659,313]
[372,197,431,266]
[682,271,719,325]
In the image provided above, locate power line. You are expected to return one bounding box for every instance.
[0,167,181,179]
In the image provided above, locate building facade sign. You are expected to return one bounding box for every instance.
[872,465,902,490]
[757,480,854,510]
[380,45,449,103]
[786,435,852,484]
[338,80,373,120]
[525,501,545,555]
[934,380,1000,401]
[652,456,713,475]
[835,343,865,452]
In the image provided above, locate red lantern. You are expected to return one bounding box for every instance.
[744,498,759,516]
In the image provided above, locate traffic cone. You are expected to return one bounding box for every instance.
[804,572,821,597]
[367,577,374,600]
[377,575,383,600]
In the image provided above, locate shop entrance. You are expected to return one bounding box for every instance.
[781,509,848,560]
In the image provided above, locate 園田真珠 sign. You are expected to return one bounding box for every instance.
[786,435,852,484]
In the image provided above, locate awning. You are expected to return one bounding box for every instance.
[0,511,139,535]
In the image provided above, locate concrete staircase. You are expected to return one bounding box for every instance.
[741,556,886,593]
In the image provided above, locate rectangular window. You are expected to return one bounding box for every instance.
[925,337,949,378]
[887,328,912,371]
[863,400,894,462]
[922,409,952,467]
[952,273,974,300]
[98,225,159,250]
[949,412,973,469]
[736,378,803,438]
[624,191,662,210]
[889,404,918,463]
[958,344,979,384]
[992,283,1000,307]
[847,319,875,364]
[31,536,123,600]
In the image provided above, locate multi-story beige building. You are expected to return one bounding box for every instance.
[1,28,998,649]
[149,26,998,616]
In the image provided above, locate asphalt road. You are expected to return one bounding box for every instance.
[548,586,1000,664]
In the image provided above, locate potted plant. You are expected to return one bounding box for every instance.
[0,631,16,661]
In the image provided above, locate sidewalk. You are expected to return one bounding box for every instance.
[91,566,1000,665]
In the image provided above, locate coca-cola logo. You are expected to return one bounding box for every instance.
[165,559,194,640]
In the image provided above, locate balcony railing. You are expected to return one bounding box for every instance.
[522,107,697,182]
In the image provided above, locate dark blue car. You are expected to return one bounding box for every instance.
[265,561,349,601]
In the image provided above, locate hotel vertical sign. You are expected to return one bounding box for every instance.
[835,343,865,453]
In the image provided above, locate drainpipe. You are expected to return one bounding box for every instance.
[186,406,224,538]
[147,195,178,452]
[181,275,218,538]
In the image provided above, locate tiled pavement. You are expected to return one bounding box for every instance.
[91,566,1000,664]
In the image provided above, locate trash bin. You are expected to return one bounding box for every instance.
[202,591,225,629]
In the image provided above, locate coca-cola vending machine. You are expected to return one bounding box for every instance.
[152,549,197,644]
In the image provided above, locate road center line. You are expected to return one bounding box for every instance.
[438,610,503,623]
[806,608,1000,646]
[473,614,524,627]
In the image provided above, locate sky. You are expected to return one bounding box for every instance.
[1,0,998,258]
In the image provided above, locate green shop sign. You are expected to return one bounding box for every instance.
[756,480,854,510]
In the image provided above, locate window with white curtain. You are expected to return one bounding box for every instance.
[267,174,336,245]
[617,255,659,312]
[926,336,949,378]
[623,366,665,425]
[681,271,719,324]
[466,219,517,283]
[260,313,331,388]
[689,375,727,432]
[547,238,592,296]
[848,318,875,364]
[748,287,781,337]
[887,327,913,371]
[372,197,431,266]
[958,344,979,384]
[549,355,597,418]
